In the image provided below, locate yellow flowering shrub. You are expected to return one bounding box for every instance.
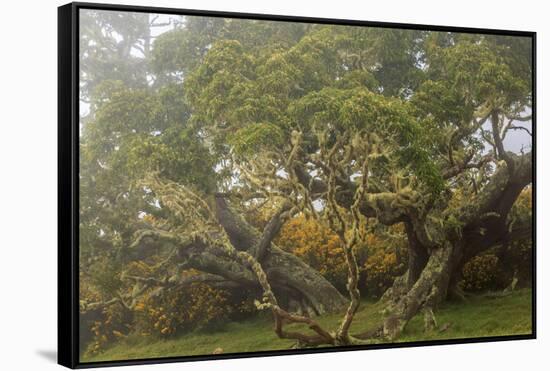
[363,231,407,298]
[132,273,255,338]
[86,303,130,356]
[276,215,348,291]
[461,254,500,292]
[80,255,259,355]
[277,215,407,297]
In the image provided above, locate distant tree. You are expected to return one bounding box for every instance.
[80,9,183,112]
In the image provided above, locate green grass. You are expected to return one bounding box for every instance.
[82,288,532,363]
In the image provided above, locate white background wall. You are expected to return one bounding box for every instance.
[0,0,546,369]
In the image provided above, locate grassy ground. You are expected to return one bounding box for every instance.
[82,288,532,362]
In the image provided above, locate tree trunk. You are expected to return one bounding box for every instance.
[449,152,532,293]
[213,196,348,315]
[380,220,429,302]
[123,195,348,316]
[263,247,348,315]
[379,152,532,339]
[404,220,429,288]
[383,242,455,339]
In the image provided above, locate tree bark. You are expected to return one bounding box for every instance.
[122,195,348,316]
[379,151,532,339]
[404,220,429,288]
[450,152,532,293]
[213,196,348,315]
[382,242,455,339]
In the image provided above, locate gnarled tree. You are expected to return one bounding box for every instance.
[181,26,533,340]
[79,15,532,346]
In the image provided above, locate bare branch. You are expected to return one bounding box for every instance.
[491,111,515,172]
[442,152,493,179]
[507,125,532,137]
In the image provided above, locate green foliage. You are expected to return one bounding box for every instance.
[288,86,443,192]
[87,260,123,298]
[441,40,528,106]
[229,123,285,156]
[360,28,425,97]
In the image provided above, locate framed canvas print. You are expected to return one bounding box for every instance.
[58,2,536,368]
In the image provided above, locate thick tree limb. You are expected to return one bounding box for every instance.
[255,202,294,262]
[442,152,493,179]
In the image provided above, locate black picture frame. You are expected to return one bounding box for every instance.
[58,2,537,368]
